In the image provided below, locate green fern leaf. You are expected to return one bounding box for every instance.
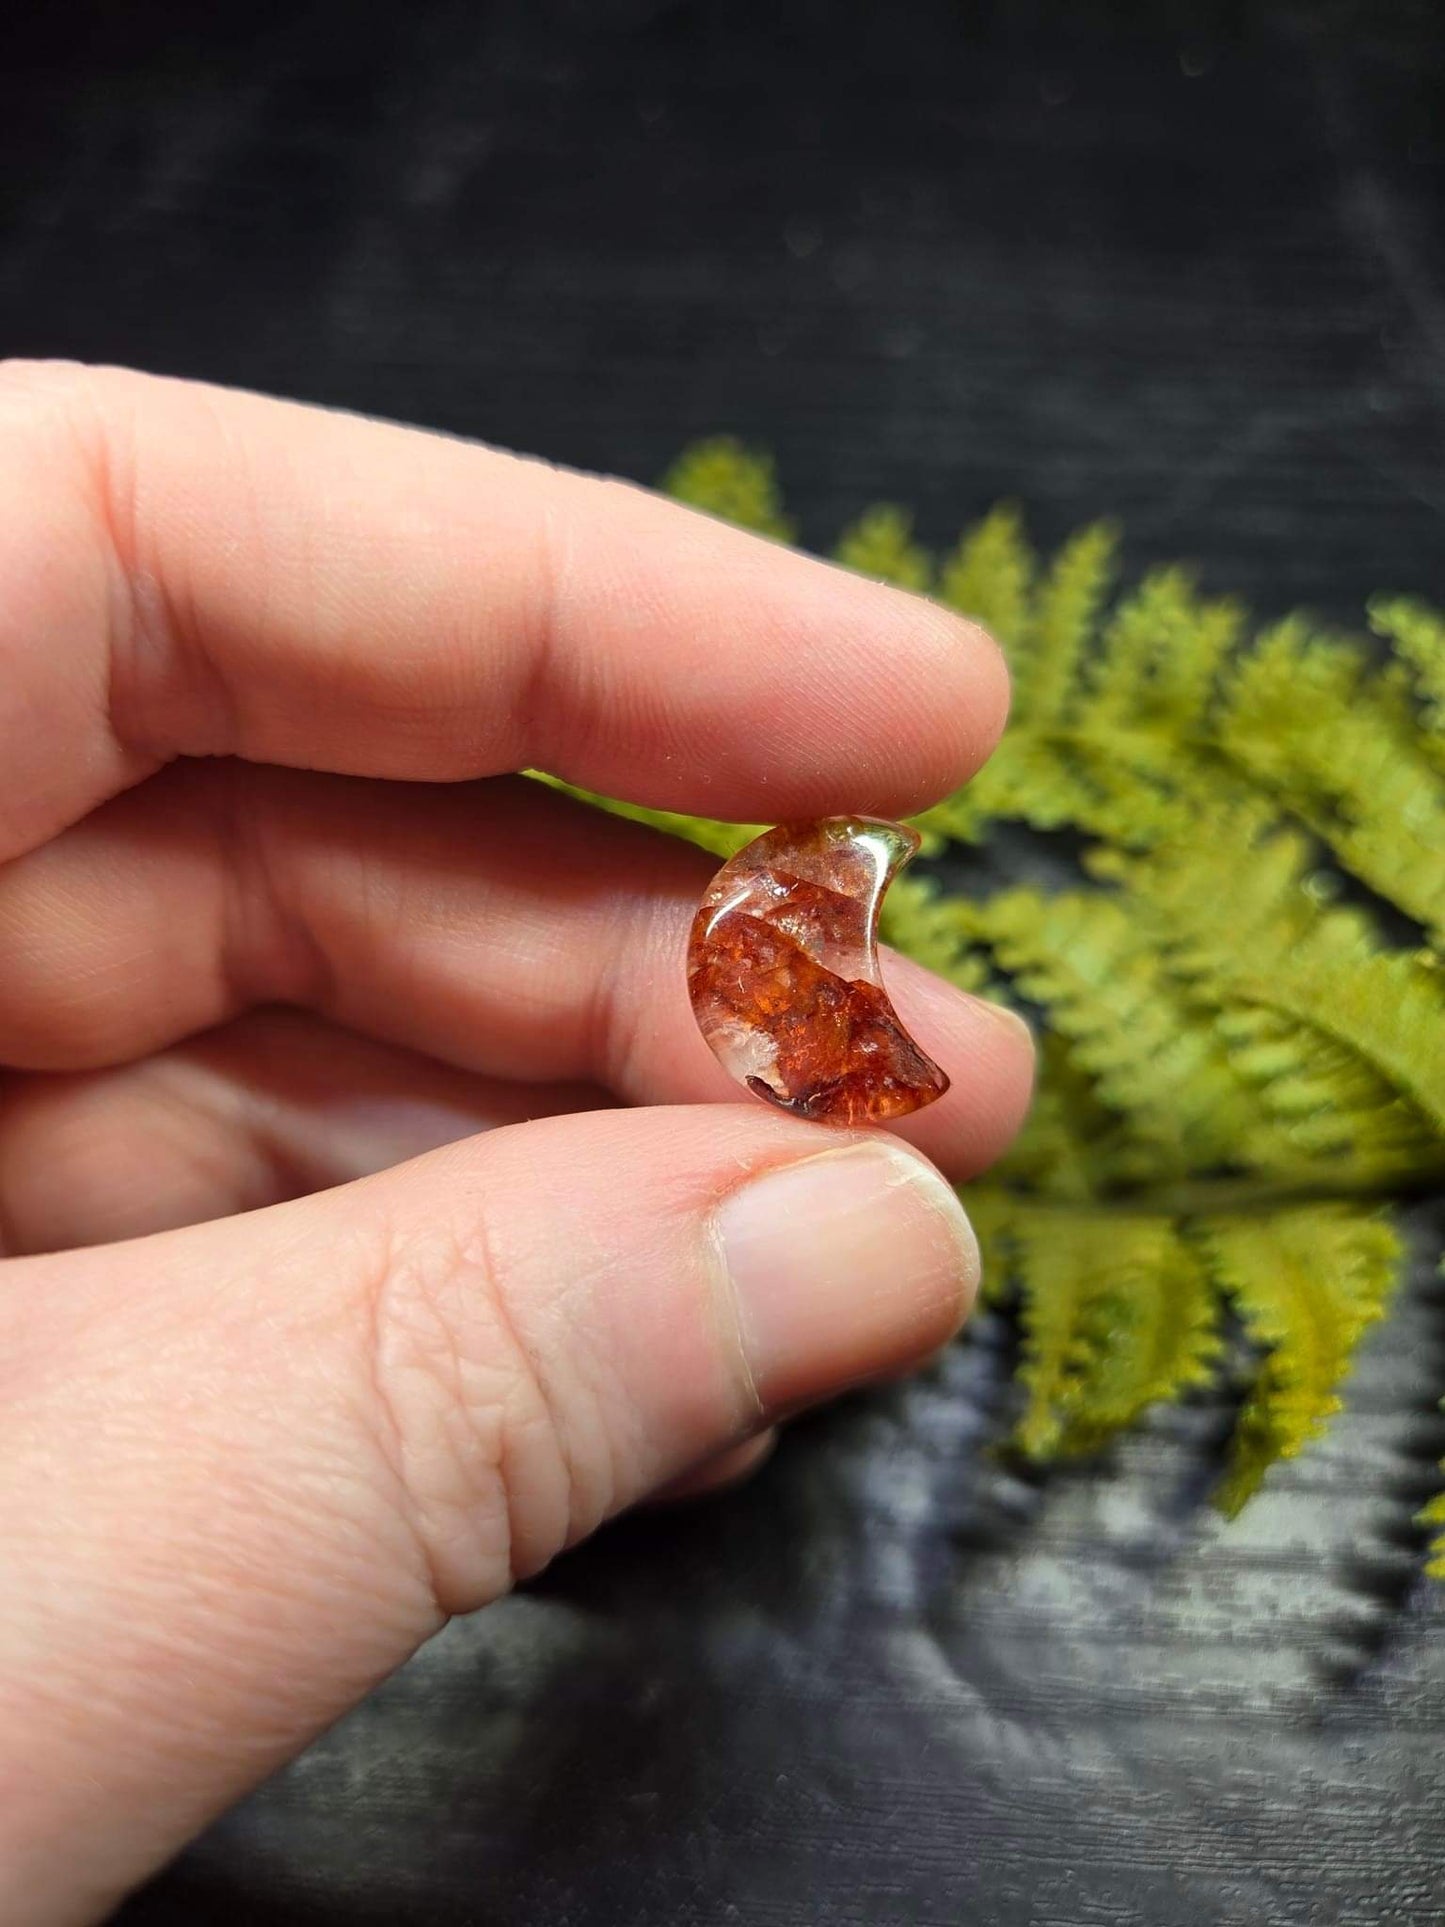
[1007,1207,1220,1459]
[1196,1205,1401,1513]
[1083,567,1242,735]
[658,436,795,541]
[1370,596,1445,751]
[959,1182,1021,1308]
[525,772,758,860]
[1420,1255,1445,1575]
[542,446,1445,1569]
[1012,521,1118,726]
[962,884,1306,1183]
[834,505,932,591]
[1101,816,1445,1175]
[1214,619,1445,944]
[1421,1484,1445,1581]
[938,502,1034,648]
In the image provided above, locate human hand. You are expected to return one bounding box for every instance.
[0,363,1033,1922]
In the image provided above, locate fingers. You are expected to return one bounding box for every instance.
[0,360,1007,861]
[0,1007,612,1255]
[0,767,1035,1179]
[0,1105,978,1918]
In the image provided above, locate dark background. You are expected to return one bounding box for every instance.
[6,1,1445,1921]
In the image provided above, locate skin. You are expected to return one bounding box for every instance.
[0,362,1034,1923]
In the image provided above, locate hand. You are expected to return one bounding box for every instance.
[0,363,1033,1923]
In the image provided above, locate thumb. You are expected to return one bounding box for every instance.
[0,1103,978,1923]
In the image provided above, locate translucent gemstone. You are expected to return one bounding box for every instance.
[687,817,950,1126]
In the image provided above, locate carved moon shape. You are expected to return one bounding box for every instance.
[686,817,950,1126]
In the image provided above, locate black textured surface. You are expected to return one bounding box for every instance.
[6,2,1445,1921]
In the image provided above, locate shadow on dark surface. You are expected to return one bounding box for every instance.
[8,0,1441,1920]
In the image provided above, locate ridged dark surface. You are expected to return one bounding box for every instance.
[6,2,1443,1920]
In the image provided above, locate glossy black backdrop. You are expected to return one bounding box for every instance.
[5,2,1445,1922]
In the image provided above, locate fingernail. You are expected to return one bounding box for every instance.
[975,995,1034,1046]
[715,1143,980,1411]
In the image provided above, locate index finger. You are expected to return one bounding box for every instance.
[0,362,1007,862]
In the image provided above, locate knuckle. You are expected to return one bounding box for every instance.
[0,359,233,762]
[0,360,107,533]
[359,1194,597,1615]
[0,359,158,747]
[0,355,104,421]
[0,360,142,492]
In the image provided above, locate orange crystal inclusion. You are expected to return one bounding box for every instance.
[686,817,950,1126]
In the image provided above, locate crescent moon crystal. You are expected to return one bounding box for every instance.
[686,817,950,1127]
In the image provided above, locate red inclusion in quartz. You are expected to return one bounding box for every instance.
[686,818,949,1127]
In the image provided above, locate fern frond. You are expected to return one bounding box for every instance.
[527,774,756,860]
[1087,796,1312,961]
[937,502,1035,648]
[927,710,1229,854]
[875,872,994,994]
[1197,1205,1401,1513]
[1215,618,1445,944]
[1083,567,1242,736]
[1237,943,1445,1150]
[961,885,1304,1181]
[1008,1207,1220,1459]
[1422,1262,1445,1581]
[834,505,932,591]
[659,436,795,540]
[1370,596,1445,750]
[959,1182,1021,1308]
[995,1036,1145,1200]
[1117,830,1445,1170]
[631,449,1445,1562]
[1012,521,1118,726]
[1421,1481,1445,1580]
